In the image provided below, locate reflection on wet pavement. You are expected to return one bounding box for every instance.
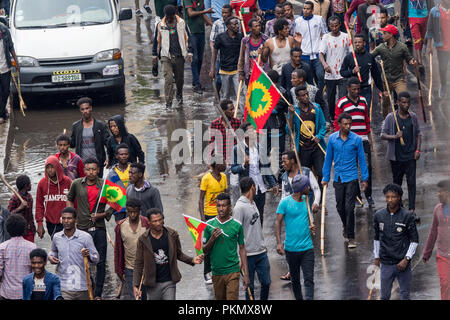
[1,0,449,300]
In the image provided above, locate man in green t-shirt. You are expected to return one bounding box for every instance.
[183,0,213,94]
[203,193,249,300]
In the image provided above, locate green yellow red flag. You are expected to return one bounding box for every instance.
[183,215,208,255]
[244,62,281,132]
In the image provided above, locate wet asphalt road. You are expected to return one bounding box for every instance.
[1,0,449,300]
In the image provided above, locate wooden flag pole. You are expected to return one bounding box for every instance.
[379,60,406,146]
[240,268,253,300]
[320,184,327,256]
[413,65,427,123]
[428,53,432,106]
[238,8,247,37]
[83,255,94,300]
[234,80,244,118]
[136,274,145,300]
[367,267,378,300]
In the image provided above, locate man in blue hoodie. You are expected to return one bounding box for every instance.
[22,248,63,300]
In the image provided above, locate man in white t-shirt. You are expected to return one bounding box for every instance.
[319,16,350,122]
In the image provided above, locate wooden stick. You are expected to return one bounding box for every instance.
[106,230,115,249]
[234,80,244,118]
[344,21,362,83]
[379,60,405,146]
[413,65,427,123]
[285,113,315,232]
[238,10,247,37]
[240,268,253,300]
[11,72,26,117]
[83,255,94,300]
[0,173,26,204]
[356,196,363,206]
[320,184,327,256]
[136,274,145,300]
[369,82,374,122]
[367,267,378,300]
[428,53,432,106]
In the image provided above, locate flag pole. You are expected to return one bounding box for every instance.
[93,168,110,216]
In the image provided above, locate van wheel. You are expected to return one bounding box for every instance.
[112,85,126,104]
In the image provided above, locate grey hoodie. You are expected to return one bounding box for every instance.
[233,196,267,256]
[126,180,164,218]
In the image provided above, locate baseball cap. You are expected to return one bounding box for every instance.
[292,174,310,193]
[380,24,398,36]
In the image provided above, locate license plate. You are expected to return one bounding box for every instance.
[51,73,82,83]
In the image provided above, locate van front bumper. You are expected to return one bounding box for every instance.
[11,58,125,95]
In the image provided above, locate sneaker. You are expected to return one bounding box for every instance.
[204,273,213,285]
[367,196,375,208]
[135,9,144,17]
[143,5,152,14]
[193,85,203,94]
[348,239,357,248]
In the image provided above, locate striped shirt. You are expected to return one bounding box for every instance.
[333,96,371,140]
[0,237,37,299]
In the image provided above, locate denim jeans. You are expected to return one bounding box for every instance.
[246,252,271,300]
[285,249,315,300]
[380,263,412,300]
[191,33,205,86]
[88,228,107,298]
[303,58,325,93]
[125,268,147,300]
[360,85,372,109]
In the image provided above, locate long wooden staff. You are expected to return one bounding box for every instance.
[320,184,327,256]
[83,255,94,300]
[413,65,427,123]
[285,113,315,233]
[238,7,247,37]
[11,72,26,117]
[0,173,26,204]
[344,21,362,83]
[136,273,145,300]
[367,267,378,300]
[428,53,432,106]
[379,60,405,146]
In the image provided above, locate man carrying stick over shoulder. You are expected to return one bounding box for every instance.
[322,112,369,249]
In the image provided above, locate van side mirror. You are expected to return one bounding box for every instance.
[118,8,132,21]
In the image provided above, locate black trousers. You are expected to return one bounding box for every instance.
[390,159,416,210]
[0,71,11,118]
[255,190,266,227]
[357,140,373,199]
[333,179,359,239]
[285,249,315,300]
[86,228,107,298]
[46,222,63,240]
[300,147,324,195]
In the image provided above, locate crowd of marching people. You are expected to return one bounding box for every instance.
[0,0,449,301]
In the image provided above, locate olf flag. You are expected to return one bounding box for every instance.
[183,215,208,255]
[244,62,281,132]
[99,176,127,213]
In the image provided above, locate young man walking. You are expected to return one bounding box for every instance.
[127,162,164,218]
[374,183,419,300]
[66,158,110,299]
[280,47,313,92]
[114,198,150,300]
[422,180,450,300]
[233,177,271,300]
[152,5,193,107]
[22,248,63,300]
[203,193,250,300]
[8,175,35,243]
[48,207,99,300]
[334,77,374,208]
[210,16,244,111]
[425,0,450,99]
[70,97,110,177]
[0,215,37,300]
[340,33,385,107]
[381,92,421,221]
[319,16,350,122]
[133,208,203,300]
[276,174,316,300]
[322,112,369,248]
[371,25,418,118]
[55,134,85,180]
[36,155,72,240]
[184,0,213,94]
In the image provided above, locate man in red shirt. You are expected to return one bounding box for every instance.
[231,0,258,33]
[344,0,380,34]
[334,77,374,208]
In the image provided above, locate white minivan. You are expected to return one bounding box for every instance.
[9,0,132,104]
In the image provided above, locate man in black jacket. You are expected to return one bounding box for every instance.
[373,183,419,300]
[70,97,110,177]
[340,34,385,108]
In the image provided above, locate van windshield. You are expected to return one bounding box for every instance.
[14,0,113,28]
